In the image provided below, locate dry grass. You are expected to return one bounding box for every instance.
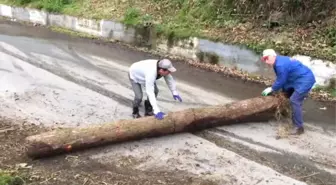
[276,120,293,139]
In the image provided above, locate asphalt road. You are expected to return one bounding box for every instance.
[0,19,335,185]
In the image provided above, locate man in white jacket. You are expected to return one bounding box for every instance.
[128,58,182,120]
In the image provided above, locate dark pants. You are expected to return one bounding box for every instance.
[129,76,159,113]
[284,88,309,128]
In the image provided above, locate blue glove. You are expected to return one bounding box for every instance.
[173,95,182,102]
[155,112,165,120]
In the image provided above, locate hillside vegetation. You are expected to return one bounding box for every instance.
[1,0,336,61]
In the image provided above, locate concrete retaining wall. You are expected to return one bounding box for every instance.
[0,4,335,87]
[0,4,199,57]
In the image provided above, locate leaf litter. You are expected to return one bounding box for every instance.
[0,117,219,185]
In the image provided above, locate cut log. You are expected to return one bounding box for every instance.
[24,94,288,158]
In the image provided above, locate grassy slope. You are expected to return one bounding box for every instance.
[1,0,335,62]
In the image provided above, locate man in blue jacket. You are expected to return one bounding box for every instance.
[261,49,316,135]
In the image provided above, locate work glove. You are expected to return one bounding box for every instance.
[155,112,165,120]
[261,87,273,96]
[173,95,182,102]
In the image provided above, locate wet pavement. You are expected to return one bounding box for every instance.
[0,19,335,185]
[1,19,334,127]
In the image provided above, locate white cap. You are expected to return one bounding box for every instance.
[262,49,277,57]
[158,59,176,72]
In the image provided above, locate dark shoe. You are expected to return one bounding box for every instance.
[132,107,141,119]
[144,111,154,116]
[133,113,141,118]
[144,100,154,116]
[144,110,154,116]
[290,126,304,135]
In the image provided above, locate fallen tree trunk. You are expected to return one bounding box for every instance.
[24,94,288,158]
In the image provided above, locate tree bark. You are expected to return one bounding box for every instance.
[24,95,287,158]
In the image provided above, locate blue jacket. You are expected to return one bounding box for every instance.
[272,55,316,94]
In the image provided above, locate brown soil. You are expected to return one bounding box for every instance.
[0,118,217,185]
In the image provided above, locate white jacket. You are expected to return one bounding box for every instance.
[129,59,178,114]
